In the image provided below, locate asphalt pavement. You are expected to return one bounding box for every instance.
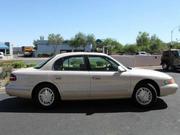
[0,69,180,135]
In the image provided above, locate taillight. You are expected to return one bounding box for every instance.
[10,74,17,81]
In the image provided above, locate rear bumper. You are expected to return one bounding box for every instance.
[5,84,31,99]
[160,83,178,96]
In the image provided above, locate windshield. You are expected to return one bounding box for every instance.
[34,56,54,69]
[172,51,180,58]
[178,51,180,57]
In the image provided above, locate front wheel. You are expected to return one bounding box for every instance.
[33,85,59,109]
[162,63,168,70]
[132,84,157,108]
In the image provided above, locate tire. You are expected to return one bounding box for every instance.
[162,63,168,70]
[168,65,174,71]
[132,84,157,108]
[33,84,60,109]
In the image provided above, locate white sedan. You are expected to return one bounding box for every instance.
[6,52,178,109]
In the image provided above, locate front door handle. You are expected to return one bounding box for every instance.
[92,76,101,80]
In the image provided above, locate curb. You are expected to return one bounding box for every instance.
[135,66,161,70]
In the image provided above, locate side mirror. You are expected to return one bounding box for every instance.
[118,66,126,72]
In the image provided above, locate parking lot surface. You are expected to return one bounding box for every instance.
[0,69,180,135]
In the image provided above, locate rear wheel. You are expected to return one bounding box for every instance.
[168,65,174,71]
[33,84,60,109]
[132,84,157,108]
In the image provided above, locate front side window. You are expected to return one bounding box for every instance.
[54,56,87,71]
[88,56,119,71]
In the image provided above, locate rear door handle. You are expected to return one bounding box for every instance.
[92,76,101,80]
[56,77,62,80]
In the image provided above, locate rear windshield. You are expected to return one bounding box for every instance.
[34,56,54,69]
[163,50,180,57]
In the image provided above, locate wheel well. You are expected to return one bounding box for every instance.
[134,79,160,96]
[161,61,169,65]
[31,82,61,100]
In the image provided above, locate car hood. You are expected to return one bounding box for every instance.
[126,68,172,80]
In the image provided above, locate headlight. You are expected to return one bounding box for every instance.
[163,78,175,86]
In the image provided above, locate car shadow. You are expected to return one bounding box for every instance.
[0,97,167,115]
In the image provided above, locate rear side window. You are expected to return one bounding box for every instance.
[54,56,87,71]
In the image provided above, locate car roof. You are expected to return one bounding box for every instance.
[55,52,108,58]
[170,49,180,51]
[164,49,180,52]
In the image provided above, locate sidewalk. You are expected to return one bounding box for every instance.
[135,66,161,70]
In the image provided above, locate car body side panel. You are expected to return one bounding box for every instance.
[6,69,58,98]
[47,71,91,100]
[89,71,131,99]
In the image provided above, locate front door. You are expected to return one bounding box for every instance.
[88,55,130,99]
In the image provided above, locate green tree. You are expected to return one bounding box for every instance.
[87,34,96,51]
[70,32,87,51]
[149,34,166,54]
[170,42,180,49]
[96,39,103,48]
[48,33,64,54]
[102,38,123,54]
[123,44,138,54]
[136,32,151,52]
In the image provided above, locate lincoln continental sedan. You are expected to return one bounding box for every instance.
[6,52,178,109]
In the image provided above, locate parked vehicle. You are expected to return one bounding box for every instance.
[22,46,34,57]
[136,51,151,56]
[0,52,4,59]
[161,49,180,71]
[6,52,178,109]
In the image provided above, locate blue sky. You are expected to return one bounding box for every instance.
[0,0,180,46]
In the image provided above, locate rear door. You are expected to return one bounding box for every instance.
[51,55,91,100]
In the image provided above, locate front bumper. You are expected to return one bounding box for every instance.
[160,83,178,96]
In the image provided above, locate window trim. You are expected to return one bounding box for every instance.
[53,55,88,71]
[87,55,119,72]
[34,56,55,69]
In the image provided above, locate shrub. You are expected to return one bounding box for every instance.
[11,61,26,68]
[0,61,36,87]
[38,54,52,57]
[0,67,12,79]
[26,63,36,67]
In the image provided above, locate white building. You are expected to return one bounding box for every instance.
[34,38,93,57]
